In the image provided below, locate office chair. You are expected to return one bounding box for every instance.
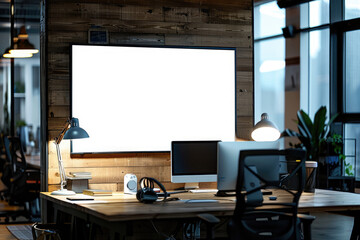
[1,136,40,220]
[199,149,315,240]
[229,148,313,240]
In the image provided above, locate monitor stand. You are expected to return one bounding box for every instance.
[184,182,199,190]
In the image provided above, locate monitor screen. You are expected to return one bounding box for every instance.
[71,45,236,153]
[171,141,219,183]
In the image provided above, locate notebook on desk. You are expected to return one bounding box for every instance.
[83,189,112,196]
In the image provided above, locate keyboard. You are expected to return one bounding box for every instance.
[189,189,218,193]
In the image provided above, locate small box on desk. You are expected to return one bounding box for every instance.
[66,175,92,193]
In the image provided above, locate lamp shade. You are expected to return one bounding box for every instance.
[2,26,38,58]
[63,118,89,140]
[3,46,33,58]
[10,39,39,54]
[251,113,280,142]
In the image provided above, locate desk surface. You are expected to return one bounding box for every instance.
[41,189,360,222]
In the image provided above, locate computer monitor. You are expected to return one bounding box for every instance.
[217,141,280,193]
[171,141,219,189]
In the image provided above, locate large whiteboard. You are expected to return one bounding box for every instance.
[71,45,236,153]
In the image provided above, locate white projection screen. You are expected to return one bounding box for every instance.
[71,45,236,153]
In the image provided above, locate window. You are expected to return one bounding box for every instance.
[255,0,360,180]
[330,2,360,180]
[345,30,360,113]
[254,1,285,39]
[254,1,286,131]
[0,2,40,155]
[344,124,359,177]
[309,0,329,27]
[254,38,285,130]
[345,0,360,20]
[308,29,330,117]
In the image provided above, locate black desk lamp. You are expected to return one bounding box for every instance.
[51,117,89,195]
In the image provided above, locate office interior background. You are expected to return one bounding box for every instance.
[0,0,359,227]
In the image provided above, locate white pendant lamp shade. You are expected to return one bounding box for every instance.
[251,113,281,142]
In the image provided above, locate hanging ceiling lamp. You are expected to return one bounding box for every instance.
[3,26,39,58]
[9,26,39,55]
[2,0,39,59]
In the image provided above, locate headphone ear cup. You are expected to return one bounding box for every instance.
[136,189,143,202]
[137,187,158,203]
[147,177,168,200]
[136,177,166,203]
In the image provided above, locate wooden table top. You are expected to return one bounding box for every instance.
[41,189,360,222]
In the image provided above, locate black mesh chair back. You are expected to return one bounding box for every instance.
[1,137,12,188]
[8,137,28,171]
[229,148,306,240]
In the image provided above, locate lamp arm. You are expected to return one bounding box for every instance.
[55,141,67,190]
[54,118,71,145]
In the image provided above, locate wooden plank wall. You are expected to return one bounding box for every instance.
[43,0,253,191]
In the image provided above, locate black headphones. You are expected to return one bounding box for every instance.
[136,177,168,203]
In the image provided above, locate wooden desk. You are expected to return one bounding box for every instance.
[41,189,360,239]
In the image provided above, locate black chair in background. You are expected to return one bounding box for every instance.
[200,149,315,240]
[17,126,30,154]
[0,136,40,221]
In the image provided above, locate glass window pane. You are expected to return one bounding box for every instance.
[308,29,330,118]
[254,1,285,39]
[14,32,41,155]
[345,30,360,113]
[254,37,285,131]
[345,0,360,20]
[344,124,360,179]
[300,3,309,29]
[0,32,11,135]
[309,0,329,27]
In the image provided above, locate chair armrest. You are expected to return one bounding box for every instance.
[297,213,316,222]
[297,213,316,240]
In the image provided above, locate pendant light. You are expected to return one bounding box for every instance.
[251,113,281,142]
[9,26,39,55]
[2,0,38,59]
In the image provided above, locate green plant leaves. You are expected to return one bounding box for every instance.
[284,106,340,162]
[297,110,312,139]
[313,106,326,141]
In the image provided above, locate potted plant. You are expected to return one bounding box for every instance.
[282,106,339,191]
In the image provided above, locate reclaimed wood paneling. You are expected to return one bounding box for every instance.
[43,0,253,191]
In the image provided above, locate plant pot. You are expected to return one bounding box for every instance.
[304,161,317,193]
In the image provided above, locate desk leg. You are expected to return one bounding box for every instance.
[70,215,76,240]
[351,216,360,240]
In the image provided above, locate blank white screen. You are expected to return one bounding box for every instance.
[71,45,235,153]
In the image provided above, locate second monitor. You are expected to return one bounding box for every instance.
[217,141,281,194]
[171,141,219,189]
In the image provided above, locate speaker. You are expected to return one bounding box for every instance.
[136,177,168,203]
[124,174,137,194]
[282,25,296,38]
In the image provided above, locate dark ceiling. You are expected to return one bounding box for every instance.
[0,0,40,33]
